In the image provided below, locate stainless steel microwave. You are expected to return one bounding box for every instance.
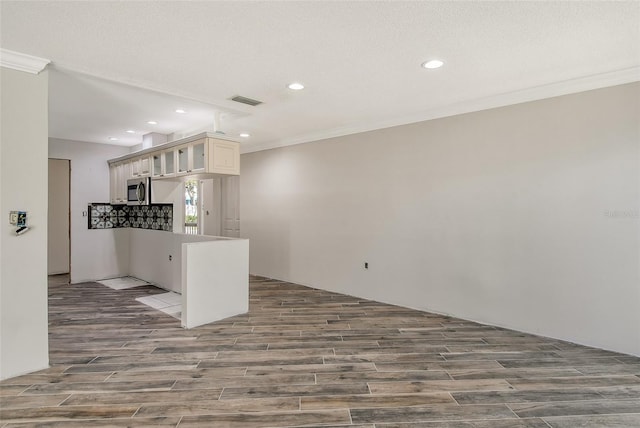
[127,177,151,206]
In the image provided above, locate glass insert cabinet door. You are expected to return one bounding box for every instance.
[178,146,189,173]
[177,142,206,174]
[192,142,205,171]
[153,151,176,177]
[165,151,175,175]
[152,154,162,176]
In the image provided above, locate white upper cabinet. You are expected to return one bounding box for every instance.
[208,139,240,175]
[121,160,132,180]
[109,162,128,204]
[193,141,206,171]
[177,145,189,175]
[152,153,162,177]
[130,155,151,178]
[174,138,239,177]
[109,163,118,204]
[165,150,176,176]
[177,139,207,176]
[151,150,177,178]
[109,133,240,199]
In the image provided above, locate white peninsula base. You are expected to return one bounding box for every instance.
[181,237,249,328]
[127,229,249,329]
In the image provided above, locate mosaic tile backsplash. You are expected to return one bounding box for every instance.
[89,204,173,231]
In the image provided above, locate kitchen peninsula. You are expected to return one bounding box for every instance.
[101,132,248,329]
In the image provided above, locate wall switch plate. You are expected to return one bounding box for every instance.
[9,211,18,225]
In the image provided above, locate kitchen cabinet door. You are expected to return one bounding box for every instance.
[164,150,175,176]
[122,160,133,180]
[209,140,240,175]
[109,164,118,204]
[109,162,127,204]
[177,140,207,176]
[139,156,151,176]
[131,156,151,177]
[177,145,189,174]
[116,163,127,203]
[152,153,162,177]
[130,158,141,177]
[152,150,177,179]
[192,141,206,172]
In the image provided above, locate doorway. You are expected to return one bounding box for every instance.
[183,177,240,237]
[48,158,70,275]
[184,179,200,234]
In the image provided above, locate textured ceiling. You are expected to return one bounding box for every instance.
[1,1,639,152]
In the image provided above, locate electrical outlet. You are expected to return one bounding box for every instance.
[9,211,18,225]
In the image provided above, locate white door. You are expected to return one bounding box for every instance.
[48,158,70,275]
[200,178,221,236]
[221,176,240,237]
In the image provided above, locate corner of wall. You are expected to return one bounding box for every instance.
[0,67,50,379]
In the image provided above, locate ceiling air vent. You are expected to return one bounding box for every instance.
[230,95,263,107]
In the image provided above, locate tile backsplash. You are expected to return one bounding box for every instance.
[89,203,173,231]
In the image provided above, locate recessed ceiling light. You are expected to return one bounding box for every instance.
[126,130,135,134]
[108,137,118,141]
[422,59,444,69]
[147,120,157,125]
[239,133,250,138]
[287,82,305,90]
[175,109,186,114]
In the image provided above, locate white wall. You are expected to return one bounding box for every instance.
[0,67,49,379]
[49,138,130,283]
[129,229,231,293]
[241,82,640,357]
[129,229,177,292]
[152,178,183,233]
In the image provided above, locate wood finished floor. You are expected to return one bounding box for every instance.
[1,275,639,427]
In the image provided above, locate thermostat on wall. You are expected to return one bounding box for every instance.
[9,211,26,226]
[9,211,29,235]
[17,211,27,227]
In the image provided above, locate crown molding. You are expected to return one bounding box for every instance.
[0,49,50,74]
[241,66,640,154]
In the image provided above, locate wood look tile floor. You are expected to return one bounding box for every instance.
[1,275,639,427]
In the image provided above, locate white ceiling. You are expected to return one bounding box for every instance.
[1,1,639,153]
